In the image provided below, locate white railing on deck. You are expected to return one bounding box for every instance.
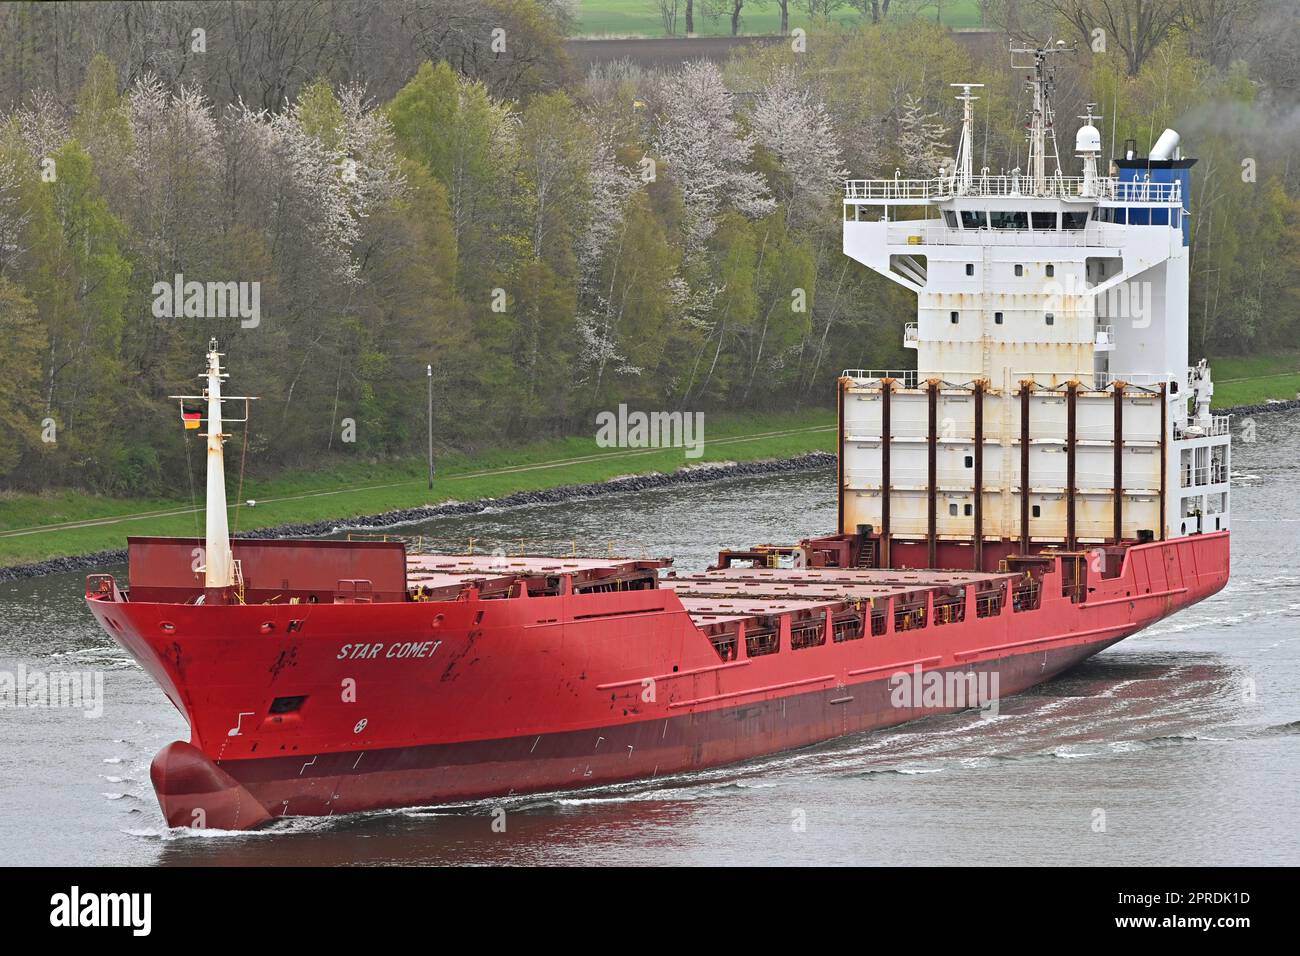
[842,369,919,388]
[844,176,1181,204]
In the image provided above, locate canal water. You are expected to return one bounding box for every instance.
[2,412,1297,866]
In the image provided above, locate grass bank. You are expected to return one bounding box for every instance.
[1210,351,1300,409]
[0,408,837,568]
[572,1,984,37]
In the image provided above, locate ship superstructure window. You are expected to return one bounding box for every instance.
[1014,264,1024,277]
[1032,505,1042,517]
[990,210,1028,230]
[1062,211,1089,230]
[965,455,974,467]
[965,263,974,276]
[950,311,959,324]
[964,504,973,516]
[1045,313,1055,325]
[1045,264,1055,277]
[961,210,987,229]
[1031,211,1057,230]
[994,312,1004,324]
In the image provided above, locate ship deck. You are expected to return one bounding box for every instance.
[404,553,1020,628]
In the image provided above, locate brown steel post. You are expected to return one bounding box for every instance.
[973,382,984,571]
[881,380,892,569]
[1113,384,1124,543]
[927,380,939,569]
[837,377,846,535]
[1020,383,1031,552]
[1066,382,1077,551]
[1159,381,1168,540]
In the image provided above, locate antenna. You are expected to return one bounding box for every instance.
[950,83,985,195]
[1009,39,1076,195]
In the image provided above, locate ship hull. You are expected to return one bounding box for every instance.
[89,532,1229,830]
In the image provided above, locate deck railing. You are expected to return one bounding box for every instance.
[844,175,1182,204]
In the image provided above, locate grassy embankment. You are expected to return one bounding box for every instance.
[1208,351,1300,409]
[0,408,837,568]
[572,1,984,36]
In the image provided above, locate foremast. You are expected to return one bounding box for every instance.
[171,339,255,603]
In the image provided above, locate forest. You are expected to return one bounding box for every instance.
[0,0,1296,495]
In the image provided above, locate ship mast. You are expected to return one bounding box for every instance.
[1010,40,1074,195]
[171,339,256,603]
[949,83,984,195]
[203,343,233,593]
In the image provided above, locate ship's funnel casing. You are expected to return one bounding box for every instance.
[1116,131,1195,246]
[1149,128,1180,160]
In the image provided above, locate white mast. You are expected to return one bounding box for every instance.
[1011,40,1073,195]
[171,339,256,601]
[950,83,984,195]
[203,342,234,591]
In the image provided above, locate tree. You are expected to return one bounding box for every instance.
[652,61,773,257]
[748,69,848,224]
[1024,0,1184,76]
[896,94,950,175]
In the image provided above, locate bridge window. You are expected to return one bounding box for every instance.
[1032,211,1057,230]
[990,210,1028,230]
[944,210,958,228]
[961,210,987,229]
[1062,211,1089,230]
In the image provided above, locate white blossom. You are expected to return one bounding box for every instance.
[897,94,950,177]
[748,69,848,222]
[652,61,773,255]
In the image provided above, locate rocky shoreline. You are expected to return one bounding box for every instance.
[0,451,836,583]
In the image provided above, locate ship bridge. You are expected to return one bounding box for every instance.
[837,51,1229,572]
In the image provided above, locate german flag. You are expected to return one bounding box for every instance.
[182,405,202,430]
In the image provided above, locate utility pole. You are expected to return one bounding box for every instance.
[427,363,434,489]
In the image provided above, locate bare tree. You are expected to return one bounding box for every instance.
[1024,0,1184,75]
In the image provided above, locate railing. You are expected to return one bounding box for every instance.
[842,369,919,388]
[844,175,1181,204]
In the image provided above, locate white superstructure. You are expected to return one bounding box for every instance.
[839,49,1229,570]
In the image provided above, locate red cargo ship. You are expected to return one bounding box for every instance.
[86,55,1231,830]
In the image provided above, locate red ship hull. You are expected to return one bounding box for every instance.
[87,531,1229,830]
